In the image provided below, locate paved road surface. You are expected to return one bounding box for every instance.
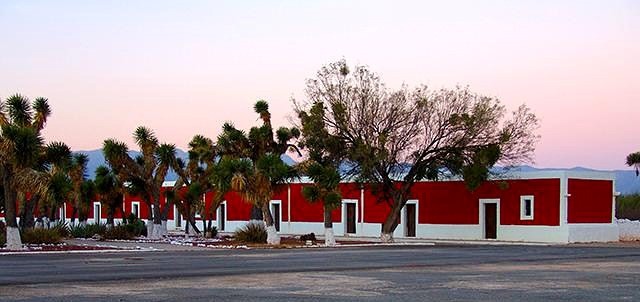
[1,244,639,301]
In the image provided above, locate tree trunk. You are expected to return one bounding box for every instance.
[380,197,405,243]
[19,195,36,230]
[261,202,280,245]
[70,206,77,224]
[2,167,22,249]
[250,205,263,223]
[188,219,199,236]
[106,207,115,229]
[324,204,335,246]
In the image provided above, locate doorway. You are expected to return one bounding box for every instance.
[270,201,281,232]
[483,203,497,239]
[218,202,226,231]
[404,203,417,237]
[345,203,356,234]
[93,202,101,224]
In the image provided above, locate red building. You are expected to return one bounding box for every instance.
[2,170,618,243]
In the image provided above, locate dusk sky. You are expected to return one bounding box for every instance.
[1,1,638,170]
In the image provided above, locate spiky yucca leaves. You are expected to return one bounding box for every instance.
[217,100,301,245]
[170,134,225,236]
[627,152,640,177]
[68,154,89,223]
[0,94,57,249]
[94,165,123,227]
[102,127,179,238]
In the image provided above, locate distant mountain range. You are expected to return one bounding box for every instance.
[75,148,297,182]
[76,149,640,195]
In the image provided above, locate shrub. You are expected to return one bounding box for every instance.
[0,221,6,247]
[70,223,107,238]
[102,225,135,240]
[122,214,146,237]
[234,222,267,243]
[205,226,218,238]
[300,233,316,242]
[617,194,640,220]
[51,221,70,238]
[122,214,147,237]
[21,228,62,244]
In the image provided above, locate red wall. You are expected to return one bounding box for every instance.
[568,179,613,223]
[406,179,561,226]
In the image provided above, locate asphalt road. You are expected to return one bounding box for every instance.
[1,244,640,301]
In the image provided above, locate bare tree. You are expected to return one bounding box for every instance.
[301,60,539,242]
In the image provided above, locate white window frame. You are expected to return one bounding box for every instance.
[520,195,534,220]
[131,201,141,218]
[93,202,101,224]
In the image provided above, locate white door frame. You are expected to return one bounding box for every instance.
[269,200,282,233]
[479,198,500,240]
[402,199,419,237]
[93,202,101,224]
[131,201,141,218]
[217,201,227,231]
[342,199,359,235]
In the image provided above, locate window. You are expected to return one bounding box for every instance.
[520,195,534,220]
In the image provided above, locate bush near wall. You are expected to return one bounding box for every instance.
[70,223,107,238]
[21,228,63,244]
[616,194,640,220]
[234,222,267,243]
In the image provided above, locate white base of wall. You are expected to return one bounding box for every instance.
[568,223,619,243]
[41,217,619,243]
[617,219,640,241]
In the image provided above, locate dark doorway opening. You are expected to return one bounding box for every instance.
[346,203,356,234]
[271,203,280,232]
[218,203,226,231]
[405,204,416,237]
[484,203,497,239]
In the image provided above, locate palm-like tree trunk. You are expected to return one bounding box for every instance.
[323,204,336,246]
[261,202,280,245]
[2,166,22,249]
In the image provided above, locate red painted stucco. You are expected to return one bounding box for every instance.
[568,178,613,223]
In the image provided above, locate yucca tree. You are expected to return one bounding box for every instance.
[627,152,640,176]
[0,94,53,249]
[68,154,89,224]
[94,165,123,228]
[217,100,300,245]
[39,142,73,227]
[169,135,223,237]
[103,126,180,239]
[296,101,346,246]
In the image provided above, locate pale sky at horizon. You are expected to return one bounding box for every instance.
[1,0,638,170]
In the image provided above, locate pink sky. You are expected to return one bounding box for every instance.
[0,1,638,170]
